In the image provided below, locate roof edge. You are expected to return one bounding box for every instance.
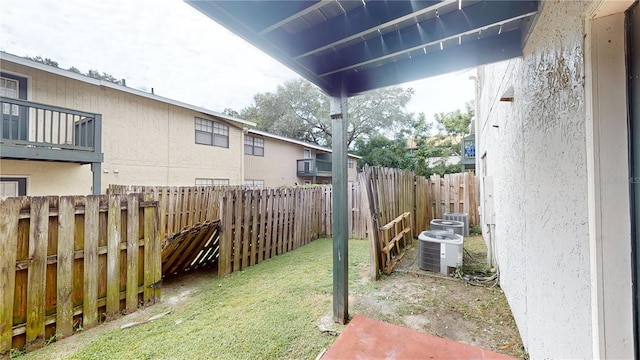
[0,51,256,127]
[247,128,361,159]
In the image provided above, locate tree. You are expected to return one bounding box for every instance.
[25,55,58,67]
[23,54,124,85]
[238,79,414,148]
[222,108,241,118]
[354,102,474,177]
[353,135,412,170]
[431,101,474,157]
[417,101,475,176]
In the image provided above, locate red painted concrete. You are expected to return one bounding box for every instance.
[322,315,515,360]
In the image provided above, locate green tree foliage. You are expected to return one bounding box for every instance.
[86,69,122,84]
[25,55,59,67]
[222,108,241,118]
[418,101,475,176]
[353,135,412,170]
[431,101,475,157]
[355,102,474,177]
[238,79,414,148]
[24,54,123,85]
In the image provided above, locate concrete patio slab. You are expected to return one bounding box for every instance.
[322,315,514,360]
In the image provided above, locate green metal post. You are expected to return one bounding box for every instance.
[330,94,349,324]
[91,114,103,195]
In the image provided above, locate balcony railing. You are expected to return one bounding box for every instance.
[297,158,332,177]
[461,134,475,166]
[0,97,103,163]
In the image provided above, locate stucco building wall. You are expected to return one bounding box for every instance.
[0,160,92,195]
[244,134,358,187]
[1,61,244,194]
[476,1,594,357]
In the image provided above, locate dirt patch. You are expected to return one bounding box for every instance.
[350,238,526,358]
[17,269,214,360]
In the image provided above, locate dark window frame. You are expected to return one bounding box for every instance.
[0,177,27,196]
[195,117,229,148]
[244,135,264,156]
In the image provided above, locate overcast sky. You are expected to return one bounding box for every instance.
[0,0,476,122]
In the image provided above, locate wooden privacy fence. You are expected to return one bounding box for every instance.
[218,187,324,276]
[107,185,240,240]
[427,172,479,225]
[359,167,416,278]
[161,220,220,276]
[378,212,413,275]
[357,167,479,278]
[107,171,478,280]
[0,194,161,354]
[109,185,328,277]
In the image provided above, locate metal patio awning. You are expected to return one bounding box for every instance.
[185,0,540,325]
[186,0,539,97]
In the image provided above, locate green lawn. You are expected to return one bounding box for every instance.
[21,239,370,360]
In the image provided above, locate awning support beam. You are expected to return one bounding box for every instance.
[330,92,349,324]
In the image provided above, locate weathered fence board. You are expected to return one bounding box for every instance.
[378,212,412,275]
[356,167,478,279]
[216,187,325,277]
[0,199,20,353]
[107,173,477,282]
[161,220,220,275]
[56,197,74,338]
[1,195,160,355]
[83,196,99,330]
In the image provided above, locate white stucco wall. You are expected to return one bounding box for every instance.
[476,1,594,357]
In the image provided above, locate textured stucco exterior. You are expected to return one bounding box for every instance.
[0,60,246,194]
[478,1,592,357]
[244,131,358,187]
[0,159,92,195]
[476,1,634,358]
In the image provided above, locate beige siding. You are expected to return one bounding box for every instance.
[0,159,92,195]
[1,61,244,194]
[244,137,307,187]
[244,135,358,187]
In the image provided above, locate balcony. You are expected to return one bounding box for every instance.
[0,97,103,164]
[461,134,475,171]
[297,158,332,178]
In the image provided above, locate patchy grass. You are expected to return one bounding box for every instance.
[20,235,525,359]
[20,239,370,360]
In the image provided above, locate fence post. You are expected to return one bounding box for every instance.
[56,196,75,337]
[218,192,233,276]
[126,194,140,313]
[0,198,21,354]
[106,195,122,319]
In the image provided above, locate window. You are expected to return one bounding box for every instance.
[303,148,311,159]
[1,73,28,141]
[195,178,213,186]
[244,135,264,156]
[0,177,26,197]
[0,77,19,115]
[244,179,265,188]
[195,118,229,148]
[213,179,229,186]
[195,178,229,186]
[348,159,355,169]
